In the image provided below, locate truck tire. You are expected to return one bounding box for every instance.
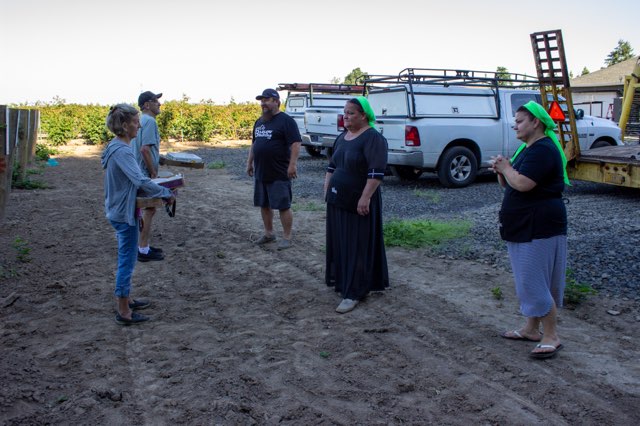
[590,139,612,149]
[437,146,478,188]
[305,146,323,157]
[392,166,423,181]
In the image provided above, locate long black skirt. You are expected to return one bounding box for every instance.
[325,190,389,300]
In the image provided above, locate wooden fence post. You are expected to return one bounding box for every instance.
[17,110,30,182]
[0,106,6,223]
[28,110,40,162]
[0,107,19,223]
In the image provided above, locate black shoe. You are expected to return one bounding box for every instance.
[115,312,150,325]
[138,250,164,262]
[128,299,151,310]
[149,246,163,254]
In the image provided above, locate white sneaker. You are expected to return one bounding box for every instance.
[336,298,358,313]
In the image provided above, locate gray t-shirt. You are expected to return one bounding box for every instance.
[131,113,160,177]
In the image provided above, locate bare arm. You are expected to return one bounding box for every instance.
[357,179,382,216]
[489,156,507,188]
[288,142,301,179]
[140,145,157,178]
[496,172,507,188]
[493,155,536,192]
[246,145,254,177]
[323,172,332,199]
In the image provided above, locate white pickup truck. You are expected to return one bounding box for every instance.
[279,83,364,157]
[366,68,623,187]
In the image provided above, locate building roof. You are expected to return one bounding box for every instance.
[570,56,639,88]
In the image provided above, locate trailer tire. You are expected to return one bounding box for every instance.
[437,146,478,188]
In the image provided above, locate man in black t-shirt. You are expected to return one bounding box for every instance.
[246,88,301,250]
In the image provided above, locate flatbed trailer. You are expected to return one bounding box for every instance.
[531,30,640,188]
[570,144,640,187]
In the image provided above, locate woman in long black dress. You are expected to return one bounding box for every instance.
[323,97,389,313]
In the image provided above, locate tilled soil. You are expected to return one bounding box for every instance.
[1,142,638,425]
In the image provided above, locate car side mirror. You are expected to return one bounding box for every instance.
[574,109,584,119]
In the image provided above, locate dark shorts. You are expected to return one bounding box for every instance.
[254,180,292,210]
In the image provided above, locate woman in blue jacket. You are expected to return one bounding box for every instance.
[101,104,174,325]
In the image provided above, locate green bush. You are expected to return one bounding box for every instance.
[157,100,259,141]
[41,105,79,146]
[38,99,261,146]
[35,144,59,161]
[80,105,111,144]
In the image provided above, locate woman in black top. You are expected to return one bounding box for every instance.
[491,101,568,359]
[323,97,389,314]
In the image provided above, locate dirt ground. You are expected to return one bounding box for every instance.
[1,141,639,425]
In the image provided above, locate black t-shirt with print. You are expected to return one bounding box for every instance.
[252,112,301,182]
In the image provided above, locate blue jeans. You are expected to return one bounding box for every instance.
[110,220,139,298]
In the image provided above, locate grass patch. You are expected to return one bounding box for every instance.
[491,286,503,300]
[292,201,325,212]
[26,168,43,176]
[11,163,50,190]
[0,265,18,279]
[563,269,597,307]
[207,160,226,169]
[413,189,440,203]
[384,219,471,248]
[12,177,50,190]
[13,237,31,263]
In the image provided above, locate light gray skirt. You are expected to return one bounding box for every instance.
[507,235,567,317]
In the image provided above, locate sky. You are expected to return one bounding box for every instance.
[2,0,639,106]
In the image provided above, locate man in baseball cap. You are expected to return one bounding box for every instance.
[131,90,165,262]
[138,91,162,108]
[247,88,301,250]
[255,88,279,100]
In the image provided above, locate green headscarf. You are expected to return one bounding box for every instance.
[511,100,570,185]
[355,96,376,129]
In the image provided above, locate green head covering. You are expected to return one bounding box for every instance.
[355,96,376,129]
[511,100,570,185]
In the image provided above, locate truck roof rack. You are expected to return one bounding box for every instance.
[277,83,365,95]
[365,68,540,120]
[365,68,539,88]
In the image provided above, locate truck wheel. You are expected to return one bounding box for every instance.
[305,146,323,157]
[437,146,478,188]
[392,166,423,181]
[590,139,612,149]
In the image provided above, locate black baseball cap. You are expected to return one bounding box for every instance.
[138,91,162,107]
[256,88,279,100]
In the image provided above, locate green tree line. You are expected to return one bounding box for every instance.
[36,100,261,146]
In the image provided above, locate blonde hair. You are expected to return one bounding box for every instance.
[106,104,139,137]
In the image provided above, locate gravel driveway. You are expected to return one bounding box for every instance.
[195,145,639,301]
